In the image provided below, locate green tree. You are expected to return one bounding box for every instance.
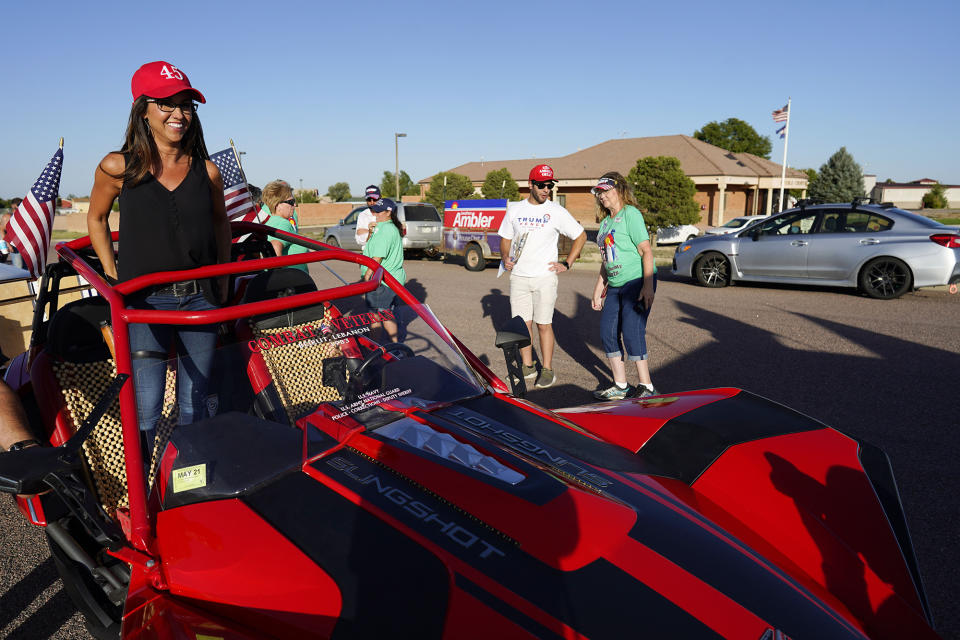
[808,147,865,203]
[627,156,700,238]
[379,170,420,199]
[297,189,319,204]
[480,168,520,200]
[693,118,772,159]
[326,182,352,202]
[423,172,476,210]
[921,183,948,209]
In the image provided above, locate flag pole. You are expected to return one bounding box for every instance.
[59,137,64,149]
[778,97,791,212]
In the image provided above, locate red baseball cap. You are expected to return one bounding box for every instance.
[131,61,206,103]
[529,164,556,182]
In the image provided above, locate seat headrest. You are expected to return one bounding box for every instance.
[241,268,326,329]
[46,297,111,363]
[242,268,317,303]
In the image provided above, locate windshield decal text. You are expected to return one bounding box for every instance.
[247,310,396,353]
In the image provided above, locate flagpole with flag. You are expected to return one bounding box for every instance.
[210,142,267,224]
[3,140,64,279]
[773,99,791,212]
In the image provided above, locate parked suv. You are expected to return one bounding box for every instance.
[324,202,442,257]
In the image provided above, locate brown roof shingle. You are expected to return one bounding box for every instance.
[422,135,806,183]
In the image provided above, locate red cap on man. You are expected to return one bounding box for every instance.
[131,61,206,103]
[529,164,556,182]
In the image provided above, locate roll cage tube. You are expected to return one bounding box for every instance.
[54,221,505,554]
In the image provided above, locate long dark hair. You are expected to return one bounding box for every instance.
[113,96,210,184]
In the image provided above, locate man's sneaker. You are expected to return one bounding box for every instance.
[535,368,556,388]
[630,385,660,398]
[593,383,634,400]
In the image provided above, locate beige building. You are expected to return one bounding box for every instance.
[420,135,809,227]
[870,179,960,209]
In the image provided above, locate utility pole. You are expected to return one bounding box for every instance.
[395,133,407,200]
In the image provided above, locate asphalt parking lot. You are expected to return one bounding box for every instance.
[2,256,958,639]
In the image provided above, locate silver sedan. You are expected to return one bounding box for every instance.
[672,202,960,299]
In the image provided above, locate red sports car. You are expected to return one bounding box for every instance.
[0,223,940,639]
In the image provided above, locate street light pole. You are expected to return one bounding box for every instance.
[395,133,407,200]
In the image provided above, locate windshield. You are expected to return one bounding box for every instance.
[723,218,750,228]
[127,261,487,481]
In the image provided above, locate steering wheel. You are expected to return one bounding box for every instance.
[352,342,415,387]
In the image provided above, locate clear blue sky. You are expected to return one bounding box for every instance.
[4,0,958,199]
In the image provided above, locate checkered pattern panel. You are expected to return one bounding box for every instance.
[53,360,178,516]
[252,316,345,424]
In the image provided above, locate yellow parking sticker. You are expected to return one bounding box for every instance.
[172,464,207,493]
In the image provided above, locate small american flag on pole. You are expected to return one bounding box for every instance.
[3,146,63,279]
[210,147,267,223]
[772,104,789,122]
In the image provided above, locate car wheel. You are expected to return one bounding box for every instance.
[859,257,912,299]
[694,252,731,288]
[464,245,485,272]
[423,245,442,260]
[326,236,340,248]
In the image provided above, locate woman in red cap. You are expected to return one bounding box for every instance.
[86,61,231,456]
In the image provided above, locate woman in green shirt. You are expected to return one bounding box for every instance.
[590,172,659,400]
[262,180,309,273]
[360,198,406,341]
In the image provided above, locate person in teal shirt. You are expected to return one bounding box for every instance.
[262,180,309,273]
[360,198,406,341]
[590,172,659,400]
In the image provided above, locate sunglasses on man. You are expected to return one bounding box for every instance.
[532,180,556,190]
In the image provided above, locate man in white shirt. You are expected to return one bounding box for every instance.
[498,164,586,388]
[355,185,381,248]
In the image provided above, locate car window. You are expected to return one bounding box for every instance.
[724,218,748,228]
[759,212,817,236]
[402,205,439,222]
[345,208,365,225]
[818,210,844,233]
[844,212,893,233]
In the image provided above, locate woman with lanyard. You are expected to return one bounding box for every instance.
[590,172,658,400]
[360,198,405,342]
[86,61,231,454]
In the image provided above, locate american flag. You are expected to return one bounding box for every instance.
[3,147,63,279]
[772,104,789,122]
[210,147,267,223]
[776,124,786,139]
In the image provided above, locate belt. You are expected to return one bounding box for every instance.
[148,280,200,296]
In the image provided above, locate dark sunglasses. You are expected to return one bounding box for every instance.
[281,198,297,206]
[532,180,556,190]
[146,98,197,113]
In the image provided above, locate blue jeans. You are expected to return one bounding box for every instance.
[128,292,218,435]
[601,274,657,361]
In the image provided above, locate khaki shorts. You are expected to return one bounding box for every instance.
[509,273,558,325]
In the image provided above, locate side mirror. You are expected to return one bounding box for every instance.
[749,229,761,241]
[495,316,531,397]
[338,219,345,225]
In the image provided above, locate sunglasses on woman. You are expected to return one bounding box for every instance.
[146,98,197,113]
[532,180,556,190]
[281,198,297,207]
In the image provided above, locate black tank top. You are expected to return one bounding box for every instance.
[117,155,217,282]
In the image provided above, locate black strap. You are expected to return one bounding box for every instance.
[131,350,168,361]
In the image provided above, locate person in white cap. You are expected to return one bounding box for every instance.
[498,164,586,389]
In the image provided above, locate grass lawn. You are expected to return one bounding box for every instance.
[51,230,85,240]
[937,217,960,226]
